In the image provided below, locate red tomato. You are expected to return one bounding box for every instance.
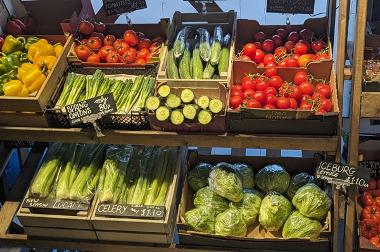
[265,86,277,96]
[263,54,276,65]
[87,53,100,63]
[284,40,295,53]
[315,108,327,115]
[288,86,302,100]
[253,49,265,64]
[274,47,287,58]
[311,40,324,52]
[277,97,290,109]
[277,59,288,67]
[294,42,308,55]
[256,80,269,91]
[135,58,146,65]
[138,38,152,50]
[269,75,283,89]
[286,57,299,67]
[321,98,333,112]
[300,94,312,104]
[318,85,332,98]
[231,90,243,97]
[230,95,243,109]
[276,28,288,39]
[106,51,119,63]
[299,81,315,95]
[264,66,277,78]
[253,31,266,42]
[316,52,330,61]
[253,41,262,50]
[103,35,116,46]
[232,84,243,93]
[243,89,255,100]
[287,31,300,43]
[262,39,274,52]
[370,236,380,248]
[98,45,115,61]
[299,28,313,40]
[294,71,309,85]
[114,40,129,56]
[298,54,314,67]
[74,44,91,61]
[272,34,282,48]
[87,36,103,50]
[289,98,298,109]
[300,102,313,110]
[137,48,150,60]
[122,48,137,63]
[360,219,378,239]
[278,83,290,97]
[80,38,89,45]
[375,197,380,208]
[362,206,380,223]
[253,91,266,104]
[298,39,311,51]
[246,99,262,108]
[266,61,277,68]
[242,76,256,90]
[258,62,265,67]
[242,43,257,59]
[266,94,278,106]
[312,92,325,100]
[264,104,277,109]
[123,30,139,46]
[240,55,251,61]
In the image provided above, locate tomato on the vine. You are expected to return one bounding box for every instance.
[266,94,278,106]
[231,90,243,97]
[242,43,257,59]
[232,84,243,93]
[370,236,380,248]
[240,55,251,61]
[289,98,298,109]
[321,98,333,112]
[263,54,276,65]
[256,80,269,91]
[294,42,308,55]
[264,86,277,96]
[361,219,378,239]
[300,102,313,110]
[299,81,315,95]
[263,104,276,109]
[264,66,277,78]
[253,49,265,64]
[266,61,277,68]
[288,86,302,100]
[286,57,299,67]
[75,44,91,61]
[277,97,290,109]
[87,53,100,63]
[98,45,115,61]
[246,99,262,108]
[243,89,255,100]
[253,91,266,104]
[241,76,256,90]
[274,47,287,58]
[269,75,283,89]
[284,41,295,53]
[122,48,137,63]
[298,54,314,67]
[137,48,150,60]
[105,51,119,63]
[262,39,274,52]
[311,40,324,52]
[230,95,243,109]
[277,59,288,67]
[123,30,139,46]
[362,206,380,223]
[294,71,309,85]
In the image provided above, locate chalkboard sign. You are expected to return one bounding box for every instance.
[359,161,380,179]
[315,161,371,187]
[23,198,90,211]
[266,0,315,14]
[65,93,117,126]
[102,0,147,16]
[96,203,165,219]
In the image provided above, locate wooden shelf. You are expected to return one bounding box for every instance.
[344,67,352,80]
[0,126,339,151]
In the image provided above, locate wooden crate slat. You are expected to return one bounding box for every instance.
[361,92,380,118]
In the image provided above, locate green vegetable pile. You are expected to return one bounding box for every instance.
[184,161,331,240]
[168,26,231,79]
[146,85,224,126]
[55,69,155,114]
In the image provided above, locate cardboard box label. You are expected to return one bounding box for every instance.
[96,203,165,219]
[266,0,315,14]
[23,198,90,211]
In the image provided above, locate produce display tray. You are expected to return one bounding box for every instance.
[46,66,157,130]
[0,35,74,112]
[90,147,187,244]
[156,11,236,84]
[227,60,339,135]
[177,151,331,252]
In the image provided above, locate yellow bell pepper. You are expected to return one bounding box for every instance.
[27,39,55,62]
[17,63,35,80]
[35,55,57,70]
[27,74,46,93]
[54,44,63,57]
[3,80,30,97]
[22,67,44,87]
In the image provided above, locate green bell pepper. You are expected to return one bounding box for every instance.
[24,36,39,51]
[2,35,26,54]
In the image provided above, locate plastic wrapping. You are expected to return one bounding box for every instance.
[233,163,254,189]
[193,187,229,214]
[30,143,106,203]
[282,211,323,240]
[259,191,293,232]
[292,183,331,221]
[215,208,247,237]
[185,205,216,233]
[286,172,315,200]
[209,166,243,202]
[255,164,290,194]
[196,28,211,62]
[173,26,193,58]
[188,162,212,191]
[230,189,263,225]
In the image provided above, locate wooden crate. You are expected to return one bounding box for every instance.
[17,191,97,240]
[156,11,236,84]
[234,17,333,73]
[0,111,48,127]
[0,35,73,112]
[91,147,187,244]
[361,92,380,118]
[227,60,339,135]
[177,151,332,251]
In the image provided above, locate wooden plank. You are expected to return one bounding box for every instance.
[361,92,380,118]
[344,67,352,80]
[346,0,369,252]
[0,127,340,151]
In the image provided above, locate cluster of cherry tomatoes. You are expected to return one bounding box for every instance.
[239,28,330,67]
[74,28,162,65]
[229,67,333,114]
[359,178,380,248]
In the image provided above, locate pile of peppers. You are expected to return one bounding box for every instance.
[0,35,64,96]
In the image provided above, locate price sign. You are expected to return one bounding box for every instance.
[65,93,117,126]
[96,203,165,219]
[359,161,380,179]
[266,0,315,14]
[315,161,371,187]
[102,0,147,16]
[23,198,90,211]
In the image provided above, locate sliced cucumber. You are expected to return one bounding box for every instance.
[158,85,171,98]
[198,110,213,125]
[197,96,210,110]
[209,98,224,114]
[156,106,171,121]
[180,88,194,103]
[166,94,181,109]
[170,110,185,125]
[145,96,160,111]
[183,104,198,120]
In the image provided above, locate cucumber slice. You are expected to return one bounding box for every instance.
[158,85,171,98]
[180,88,194,103]
[166,94,181,109]
[209,98,224,114]
[183,104,198,120]
[145,96,160,111]
[198,110,213,125]
[170,110,185,125]
[156,106,170,121]
[197,96,210,110]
